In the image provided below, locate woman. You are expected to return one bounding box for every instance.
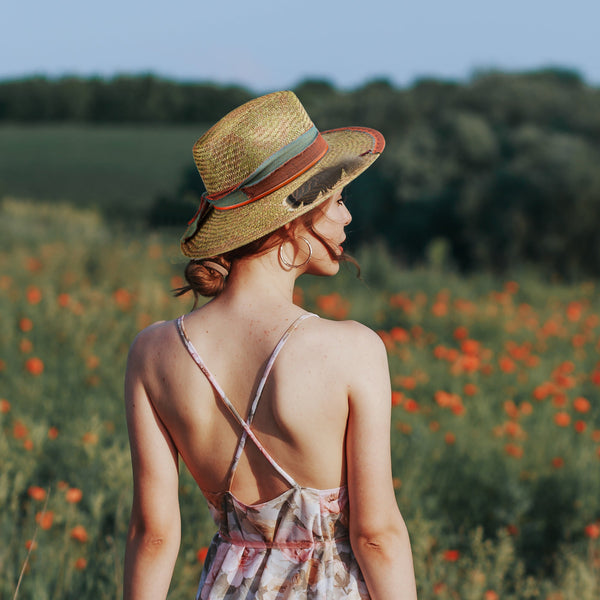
[124,91,417,599]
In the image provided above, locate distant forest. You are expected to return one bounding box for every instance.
[2,71,600,277]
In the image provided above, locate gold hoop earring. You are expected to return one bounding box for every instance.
[279,236,313,269]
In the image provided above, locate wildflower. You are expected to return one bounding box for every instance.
[24,439,34,451]
[19,317,33,332]
[433,582,446,594]
[48,426,59,439]
[551,457,564,469]
[463,383,478,396]
[25,257,43,272]
[113,288,132,310]
[554,412,571,427]
[403,399,419,413]
[504,443,524,459]
[65,488,83,503]
[444,432,456,445]
[573,397,590,413]
[26,286,42,304]
[0,399,10,413]
[74,557,87,570]
[584,523,600,539]
[443,549,460,562]
[390,327,409,343]
[431,302,447,317]
[484,591,499,600]
[520,401,533,415]
[429,420,440,432]
[70,525,89,543]
[57,293,71,307]
[453,326,468,340]
[391,391,404,407]
[25,357,44,375]
[499,356,516,373]
[574,420,587,433]
[197,547,209,562]
[19,339,33,353]
[14,420,29,439]
[25,540,37,551]
[86,355,100,369]
[461,339,480,356]
[36,511,54,530]
[28,486,46,501]
[82,431,99,445]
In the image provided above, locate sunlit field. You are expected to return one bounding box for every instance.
[1,198,599,599]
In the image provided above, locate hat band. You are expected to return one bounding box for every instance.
[206,127,328,211]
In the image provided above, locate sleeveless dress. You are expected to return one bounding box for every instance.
[176,313,370,600]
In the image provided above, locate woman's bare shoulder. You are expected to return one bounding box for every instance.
[307,317,387,366]
[126,319,178,367]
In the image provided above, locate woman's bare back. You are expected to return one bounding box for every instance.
[133,304,361,505]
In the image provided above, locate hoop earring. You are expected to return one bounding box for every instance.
[279,236,313,269]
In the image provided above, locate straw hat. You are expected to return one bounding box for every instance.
[180,90,385,259]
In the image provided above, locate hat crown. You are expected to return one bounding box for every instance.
[193,91,314,195]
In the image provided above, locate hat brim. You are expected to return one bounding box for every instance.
[180,127,383,259]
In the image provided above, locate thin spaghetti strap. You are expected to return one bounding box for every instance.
[228,313,318,483]
[175,315,317,488]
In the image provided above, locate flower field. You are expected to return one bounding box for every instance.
[1,198,599,599]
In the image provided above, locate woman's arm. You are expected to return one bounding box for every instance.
[345,323,417,600]
[123,332,181,600]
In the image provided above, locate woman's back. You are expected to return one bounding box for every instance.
[134,300,365,505]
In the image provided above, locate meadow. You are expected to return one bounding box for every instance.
[1,197,600,599]
[0,124,206,219]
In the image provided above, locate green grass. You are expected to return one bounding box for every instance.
[0,124,207,219]
[1,198,600,599]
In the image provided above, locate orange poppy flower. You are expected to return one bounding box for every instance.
[48,426,59,439]
[443,549,460,562]
[573,397,590,413]
[70,525,89,543]
[453,326,468,340]
[19,317,33,332]
[484,591,500,600]
[25,540,37,551]
[391,391,404,407]
[26,286,42,305]
[584,523,600,539]
[25,357,44,375]
[0,399,10,413]
[57,293,71,307]
[13,420,29,439]
[28,486,46,501]
[66,488,83,503]
[574,420,586,433]
[554,412,571,427]
[74,557,87,570]
[36,510,54,530]
[551,457,564,469]
[444,432,456,445]
[197,547,209,562]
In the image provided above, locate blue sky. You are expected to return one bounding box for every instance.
[4,0,598,91]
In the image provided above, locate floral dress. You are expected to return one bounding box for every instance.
[176,313,370,599]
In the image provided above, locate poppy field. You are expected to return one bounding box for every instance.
[1,198,599,599]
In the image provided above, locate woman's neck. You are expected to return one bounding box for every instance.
[215,248,301,313]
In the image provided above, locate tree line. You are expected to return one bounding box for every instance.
[3,71,600,277]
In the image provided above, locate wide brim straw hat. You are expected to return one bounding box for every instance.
[180,90,385,259]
